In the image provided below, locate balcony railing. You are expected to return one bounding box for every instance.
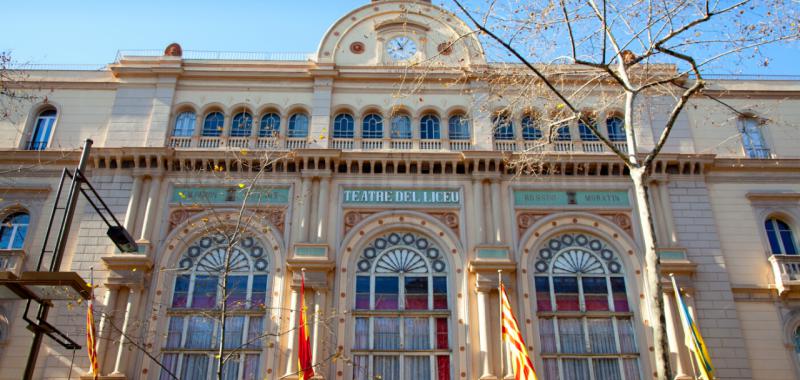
[769,254,800,295]
[0,249,25,275]
[167,135,633,154]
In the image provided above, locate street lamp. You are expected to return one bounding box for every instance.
[0,139,138,379]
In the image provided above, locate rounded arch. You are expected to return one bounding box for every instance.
[22,101,61,150]
[517,212,652,379]
[285,104,312,116]
[444,105,469,119]
[255,103,284,117]
[331,104,357,117]
[172,102,198,114]
[227,103,255,116]
[198,102,226,116]
[335,210,468,380]
[315,0,486,66]
[357,105,386,118]
[388,104,414,117]
[416,106,444,120]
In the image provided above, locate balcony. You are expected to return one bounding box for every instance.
[769,254,800,295]
[0,250,25,276]
[494,140,629,154]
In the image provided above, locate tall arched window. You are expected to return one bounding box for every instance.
[448,114,470,140]
[556,123,572,141]
[202,112,225,137]
[739,116,769,158]
[259,113,280,137]
[173,111,196,137]
[333,114,355,139]
[27,109,57,150]
[162,234,271,380]
[0,212,29,250]
[579,118,600,141]
[391,115,412,139]
[533,233,640,380]
[492,114,514,140]
[765,217,798,255]
[606,116,626,142]
[420,115,441,140]
[352,232,451,380]
[362,114,384,139]
[287,113,309,138]
[521,115,542,140]
[230,112,253,137]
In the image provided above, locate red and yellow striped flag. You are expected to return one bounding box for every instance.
[298,273,314,380]
[500,282,538,380]
[86,286,99,380]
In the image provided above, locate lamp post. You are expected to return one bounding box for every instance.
[0,139,138,380]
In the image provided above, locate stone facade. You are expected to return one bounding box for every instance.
[0,1,800,380]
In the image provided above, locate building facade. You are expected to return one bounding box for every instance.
[1,1,800,379]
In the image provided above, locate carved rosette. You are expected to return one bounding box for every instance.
[344,211,377,234]
[426,211,460,235]
[517,212,550,238]
[169,209,202,231]
[597,212,633,237]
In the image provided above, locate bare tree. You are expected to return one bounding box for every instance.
[435,1,800,379]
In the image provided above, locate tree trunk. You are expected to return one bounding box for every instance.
[630,166,672,380]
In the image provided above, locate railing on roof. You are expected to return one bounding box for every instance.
[115,50,315,62]
[8,63,108,71]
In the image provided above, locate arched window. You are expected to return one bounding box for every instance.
[765,217,798,255]
[0,212,29,250]
[27,109,57,150]
[287,113,309,138]
[448,114,470,140]
[352,232,451,380]
[259,113,280,138]
[362,114,384,139]
[607,116,626,142]
[202,112,225,137]
[173,111,196,137]
[492,114,514,140]
[533,233,640,380]
[579,118,600,141]
[521,115,542,140]
[556,123,572,141]
[230,112,253,137]
[391,115,412,139]
[420,115,441,140]
[739,117,769,158]
[162,233,271,380]
[333,114,355,139]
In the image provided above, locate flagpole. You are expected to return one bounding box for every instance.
[498,269,504,380]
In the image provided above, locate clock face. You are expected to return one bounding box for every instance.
[386,36,417,61]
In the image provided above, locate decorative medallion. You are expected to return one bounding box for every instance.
[437,42,453,56]
[350,42,365,54]
[516,212,550,238]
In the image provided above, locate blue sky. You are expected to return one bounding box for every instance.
[3,0,798,75]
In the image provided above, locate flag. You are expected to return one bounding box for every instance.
[86,283,99,380]
[500,282,538,380]
[298,272,315,380]
[671,275,715,380]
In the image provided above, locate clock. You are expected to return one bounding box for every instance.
[386,36,417,61]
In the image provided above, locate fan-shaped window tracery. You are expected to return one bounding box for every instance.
[352,232,451,380]
[162,234,270,380]
[533,233,640,380]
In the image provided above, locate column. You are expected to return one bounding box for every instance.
[664,292,692,379]
[473,179,485,244]
[284,284,301,377]
[657,182,679,245]
[311,289,327,367]
[490,180,503,243]
[297,177,313,242]
[123,176,144,233]
[314,177,330,242]
[95,287,116,375]
[476,288,495,379]
[111,288,138,375]
[138,175,162,242]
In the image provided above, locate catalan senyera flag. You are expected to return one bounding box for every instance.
[500,282,538,380]
[86,284,99,380]
[298,273,315,380]
[671,275,715,380]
